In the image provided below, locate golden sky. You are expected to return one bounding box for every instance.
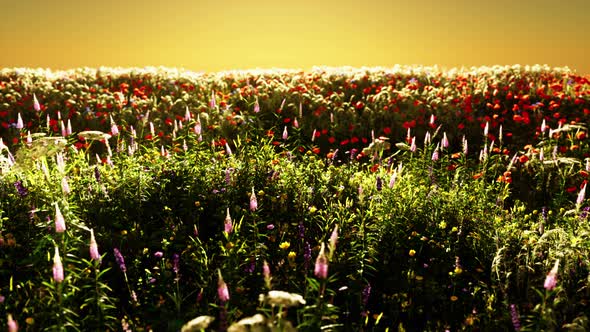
[1,0,589,74]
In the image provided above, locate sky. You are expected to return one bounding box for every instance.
[1,0,589,74]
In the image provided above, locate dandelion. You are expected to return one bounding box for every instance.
[217,270,230,303]
[113,248,127,273]
[314,243,328,279]
[224,208,233,234]
[89,229,100,261]
[54,203,66,233]
[249,187,257,212]
[544,259,559,291]
[33,93,40,111]
[53,246,64,283]
[7,314,18,332]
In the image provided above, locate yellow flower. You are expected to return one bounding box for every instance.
[279,241,290,250]
[450,295,458,302]
[288,251,296,260]
[409,249,416,257]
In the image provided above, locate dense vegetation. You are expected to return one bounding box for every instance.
[0,65,589,331]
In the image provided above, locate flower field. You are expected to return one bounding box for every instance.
[0,65,590,331]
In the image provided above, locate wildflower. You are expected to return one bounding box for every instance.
[376,176,382,191]
[217,270,230,303]
[314,243,328,279]
[279,241,290,250]
[113,248,127,273]
[110,116,119,136]
[329,224,339,257]
[361,283,371,307]
[54,203,66,233]
[53,246,64,283]
[410,137,416,152]
[14,180,28,197]
[33,93,40,111]
[544,259,559,290]
[450,295,458,302]
[184,106,192,122]
[389,171,397,188]
[293,117,299,128]
[263,260,271,289]
[432,146,440,161]
[541,119,547,133]
[441,132,449,149]
[409,249,416,257]
[259,290,306,307]
[224,208,233,234]
[510,304,521,331]
[180,315,215,332]
[61,177,70,195]
[7,314,18,332]
[228,314,266,331]
[16,113,23,129]
[253,98,260,113]
[577,183,586,207]
[484,121,489,137]
[210,91,216,109]
[225,142,232,156]
[288,251,296,260]
[173,254,180,274]
[154,251,164,258]
[424,132,431,146]
[282,126,288,140]
[462,136,468,155]
[304,241,312,269]
[89,229,100,261]
[249,187,257,212]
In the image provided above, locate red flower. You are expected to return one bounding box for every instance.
[328,137,336,144]
[383,127,391,135]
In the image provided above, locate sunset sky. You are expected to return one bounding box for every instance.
[1,0,589,74]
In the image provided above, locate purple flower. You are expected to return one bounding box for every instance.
[53,247,64,283]
[266,224,275,230]
[217,270,230,303]
[224,208,233,234]
[376,176,382,191]
[314,243,328,279]
[89,229,101,261]
[304,241,312,269]
[249,187,258,212]
[173,254,180,274]
[54,203,66,233]
[94,166,101,183]
[14,180,28,197]
[544,259,559,291]
[113,248,127,273]
[510,304,521,331]
[362,283,371,307]
[298,222,305,239]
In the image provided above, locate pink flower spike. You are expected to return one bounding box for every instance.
[110,116,118,136]
[263,260,271,288]
[61,177,70,195]
[577,184,586,207]
[217,270,230,303]
[442,132,449,149]
[544,259,560,291]
[54,203,66,233]
[293,117,299,128]
[225,143,232,156]
[224,208,233,234]
[26,131,32,145]
[410,137,417,152]
[33,93,40,111]
[7,314,18,332]
[194,114,202,135]
[314,243,328,279]
[249,187,258,212]
[282,126,288,140]
[329,225,339,257]
[89,229,101,261]
[60,121,67,137]
[16,113,23,129]
[184,106,191,122]
[210,91,216,109]
[484,121,489,137]
[254,98,260,113]
[53,246,64,283]
[66,119,72,136]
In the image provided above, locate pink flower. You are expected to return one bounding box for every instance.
[7,314,18,332]
[544,259,560,291]
[329,225,338,257]
[577,184,586,207]
[16,113,23,129]
[217,270,230,303]
[89,229,100,261]
[263,260,271,289]
[33,93,40,111]
[314,243,328,279]
[184,106,192,122]
[410,137,417,152]
[253,99,260,113]
[194,115,201,135]
[249,187,258,212]
[224,208,233,234]
[110,116,119,136]
[53,247,64,283]
[61,177,70,195]
[441,132,449,149]
[55,203,66,233]
[282,126,288,140]
[210,91,216,109]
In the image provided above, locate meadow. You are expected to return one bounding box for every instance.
[0,65,589,331]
